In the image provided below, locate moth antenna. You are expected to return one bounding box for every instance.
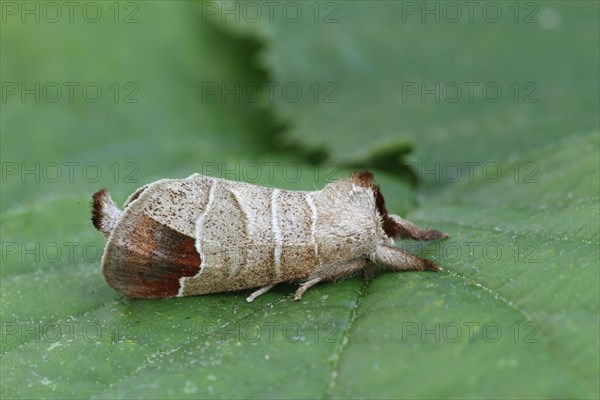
[91,189,122,236]
[388,214,448,241]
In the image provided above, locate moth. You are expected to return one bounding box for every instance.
[91,171,448,302]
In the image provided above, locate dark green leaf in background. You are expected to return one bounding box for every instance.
[221,1,598,175]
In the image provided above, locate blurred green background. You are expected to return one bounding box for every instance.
[1,1,598,398]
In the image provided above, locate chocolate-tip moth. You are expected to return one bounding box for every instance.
[92,171,447,302]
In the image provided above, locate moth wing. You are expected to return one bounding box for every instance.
[179,181,279,295]
[101,175,211,298]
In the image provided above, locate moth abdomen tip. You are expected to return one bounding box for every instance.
[91,189,106,230]
[91,189,122,235]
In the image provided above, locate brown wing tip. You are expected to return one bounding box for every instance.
[91,189,121,235]
[102,214,201,298]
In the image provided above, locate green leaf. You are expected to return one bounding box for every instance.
[331,132,600,398]
[2,1,598,399]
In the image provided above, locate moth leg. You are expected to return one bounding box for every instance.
[246,284,275,303]
[295,259,368,300]
[389,214,448,241]
[372,244,441,272]
[294,278,322,301]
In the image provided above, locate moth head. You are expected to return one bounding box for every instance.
[350,171,403,240]
[350,170,448,244]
